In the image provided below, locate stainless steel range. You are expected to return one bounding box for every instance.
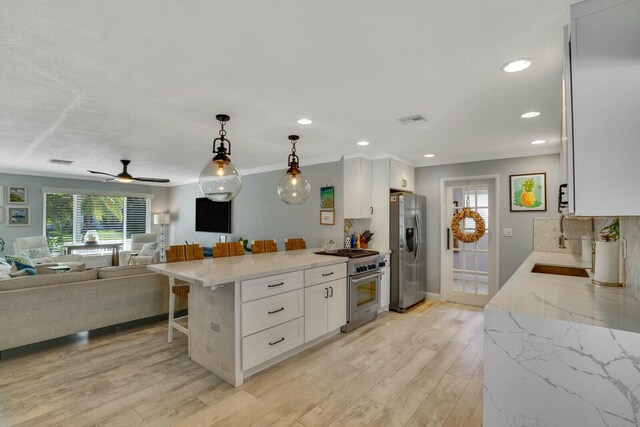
[315,249,386,332]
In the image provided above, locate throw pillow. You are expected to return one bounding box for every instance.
[5,255,36,274]
[21,247,53,263]
[138,242,158,257]
[0,258,12,280]
[66,263,86,273]
[9,263,35,277]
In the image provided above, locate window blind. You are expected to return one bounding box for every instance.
[44,192,150,252]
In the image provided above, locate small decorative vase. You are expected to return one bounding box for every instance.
[594,240,622,286]
[84,230,99,243]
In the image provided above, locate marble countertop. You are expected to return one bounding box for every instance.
[487,251,640,333]
[147,248,347,288]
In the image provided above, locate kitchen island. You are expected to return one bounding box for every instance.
[148,249,347,387]
[484,252,640,426]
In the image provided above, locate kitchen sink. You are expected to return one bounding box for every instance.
[531,263,590,278]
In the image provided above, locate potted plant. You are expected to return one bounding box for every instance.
[594,218,622,286]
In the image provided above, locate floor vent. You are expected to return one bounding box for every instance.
[398,115,427,125]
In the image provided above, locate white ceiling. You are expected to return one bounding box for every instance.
[1,1,574,185]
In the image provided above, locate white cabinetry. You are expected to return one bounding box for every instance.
[379,254,391,310]
[389,160,414,192]
[565,0,640,216]
[304,278,347,342]
[343,157,373,218]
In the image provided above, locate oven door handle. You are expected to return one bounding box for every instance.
[350,271,384,283]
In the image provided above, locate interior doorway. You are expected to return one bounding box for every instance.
[440,176,499,306]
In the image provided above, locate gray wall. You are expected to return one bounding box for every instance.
[0,172,170,255]
[168,161,343,250]
[415,154,561,294]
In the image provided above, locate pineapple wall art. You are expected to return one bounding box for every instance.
[509,173,547,212]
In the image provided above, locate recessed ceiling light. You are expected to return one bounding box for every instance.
[502,59,532,73]
[530,139,546,145]
[297,118,312,125]
[521,111,541,119]
[424,154,435,158]
[357,141,370,146]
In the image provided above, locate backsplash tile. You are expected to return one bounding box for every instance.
[533,217,593,255]
[621,217,640,298]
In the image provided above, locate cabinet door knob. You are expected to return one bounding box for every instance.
[370,206,373,214]
[325,287,328,298]
[329,286,334,297]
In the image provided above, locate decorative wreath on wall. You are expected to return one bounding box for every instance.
[451,208,486,244]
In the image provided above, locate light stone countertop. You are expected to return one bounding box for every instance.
[147,248,347,288]
[487,251,640,334]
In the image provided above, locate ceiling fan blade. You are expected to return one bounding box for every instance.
[102,178,115,183]
[133,177,170,183]
[88,170,117,177]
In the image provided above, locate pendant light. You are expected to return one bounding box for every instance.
[199,114,242,202]
[277,135,311,205]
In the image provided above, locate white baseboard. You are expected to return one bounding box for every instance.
[426,292,442,301]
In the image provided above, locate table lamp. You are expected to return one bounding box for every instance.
[153,213,171,262]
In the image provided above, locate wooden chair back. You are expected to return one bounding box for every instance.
[214,242,245,258]
[251,239,278,254]
[166,244,204,263]
[284,238,306,251]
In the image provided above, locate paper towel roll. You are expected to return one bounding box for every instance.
[594,240,620,284]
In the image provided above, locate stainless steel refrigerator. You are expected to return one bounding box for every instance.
[389,193,427,312]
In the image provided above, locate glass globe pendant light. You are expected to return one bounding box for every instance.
[199,114,242,202]
[277,135,311,205]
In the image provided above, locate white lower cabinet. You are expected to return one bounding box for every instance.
[242,317,304,370]
[241,289,304,337]
[380,266,390,309]
[305,278,347,342]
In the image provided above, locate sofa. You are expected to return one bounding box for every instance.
[0,265,185,351]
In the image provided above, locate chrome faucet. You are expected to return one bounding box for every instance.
[559,213,567,249]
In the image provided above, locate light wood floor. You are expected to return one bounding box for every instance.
[0,301,484,427]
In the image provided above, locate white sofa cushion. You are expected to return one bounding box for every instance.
[0,269,99,291]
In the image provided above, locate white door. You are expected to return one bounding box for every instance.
[442,179,498,306]
[326,279,347,332]
[304,283,327,342]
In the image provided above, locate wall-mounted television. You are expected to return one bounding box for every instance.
[195,197,231,233]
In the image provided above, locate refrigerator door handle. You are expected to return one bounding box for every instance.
[414,213,420,260]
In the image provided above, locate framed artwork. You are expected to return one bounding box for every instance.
[320,186,334,209]
[7,206,30,226]
[510,173,547,212]
[320,209,335,225]
[8,186,27,204]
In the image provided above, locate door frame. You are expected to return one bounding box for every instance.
[439,174,500,304]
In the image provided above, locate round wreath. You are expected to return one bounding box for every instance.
[451,208,486,244]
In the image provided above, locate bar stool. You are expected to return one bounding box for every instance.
[167,244,204,357]
[284,238,306,251]
[214,242,245,257]
[251,239,278,254]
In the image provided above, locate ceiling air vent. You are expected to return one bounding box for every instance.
[398,115,427,126]
[49,159,74,165]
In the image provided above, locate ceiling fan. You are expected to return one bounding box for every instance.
[88,160,170,183]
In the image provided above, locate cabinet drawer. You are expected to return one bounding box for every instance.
[305,263,347,287]
[242,317,304,370]
[242,289,304,337]
[242,270,303,302]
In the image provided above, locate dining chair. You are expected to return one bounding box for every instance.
[284,238,306,251]
[251,239,278,254]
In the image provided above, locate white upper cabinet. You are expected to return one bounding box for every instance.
[565,0,640,216]
[389,160,414,192]
[343,157,373,219]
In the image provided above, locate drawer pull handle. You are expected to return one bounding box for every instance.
[269,337,285,346]
[268,282,285,288]
[268,307,285,314]
[325,287,329,298]
[329,286,333,297]
[322,272,334,277]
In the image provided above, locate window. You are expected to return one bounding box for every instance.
[44,191,150,252]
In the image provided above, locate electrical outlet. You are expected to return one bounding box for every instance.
[502,228,513,237]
